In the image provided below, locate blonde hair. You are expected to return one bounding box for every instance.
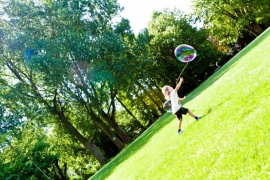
[162,85,171,100]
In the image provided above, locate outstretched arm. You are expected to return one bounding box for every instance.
[178,96,186,104]
[175,77,184,92]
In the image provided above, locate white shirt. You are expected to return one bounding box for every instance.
[170,90,181,114]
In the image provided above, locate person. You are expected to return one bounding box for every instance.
[162,77,201,134]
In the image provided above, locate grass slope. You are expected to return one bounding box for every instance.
[90,28,270,180]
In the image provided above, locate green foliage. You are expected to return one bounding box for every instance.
[0,105,23,135]
[90,27,270,180]
[0,0,128,170]
[147,9,224,94]
[193,0,270,45]
[0,0,162,173]
[48,127,101,179]
[4,0,268,177]
[1,127,61,179]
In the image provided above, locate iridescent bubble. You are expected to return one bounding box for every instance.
[163,100,172,112]
[174,44,197,62]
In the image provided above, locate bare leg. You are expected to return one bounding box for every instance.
[188,109,197,118]
[178,118,182,130]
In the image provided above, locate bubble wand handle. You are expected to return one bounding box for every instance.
[176,61,189,83]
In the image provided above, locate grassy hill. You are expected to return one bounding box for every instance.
[90,28,270,180]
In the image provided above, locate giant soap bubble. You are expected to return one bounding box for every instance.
[174,44,197,62]
[163,100,172,112]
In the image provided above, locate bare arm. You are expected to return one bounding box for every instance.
[179,96,186,101]
[178,96,186,104]
[175,77,184,92]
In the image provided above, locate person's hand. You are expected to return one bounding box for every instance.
[179,77,184,83]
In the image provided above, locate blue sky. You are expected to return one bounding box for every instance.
[117,0,193,34]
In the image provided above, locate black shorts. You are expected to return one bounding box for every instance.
[175,107,189,120]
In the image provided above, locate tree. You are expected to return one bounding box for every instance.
[147,9,224,94]
[0,0,159,169]
[0,0,126,166]
[0,120,66,180]
[193,0,270,45]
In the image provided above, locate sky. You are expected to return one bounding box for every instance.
[117,0,193,34]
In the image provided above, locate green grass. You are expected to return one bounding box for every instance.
[90,28,270,180]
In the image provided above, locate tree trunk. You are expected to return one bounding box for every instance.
[98,90,131,144]
[54,109,107,166]
[53,160,68,180]
[136,81,163,113]
[94,118,125,150]
[148,77,164,101]
[86,106,125,150]
[115,96,146,130]
[76,81,131,144]
[99,109,131,144]
[133,87,153,126]
[250,22,263,36]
